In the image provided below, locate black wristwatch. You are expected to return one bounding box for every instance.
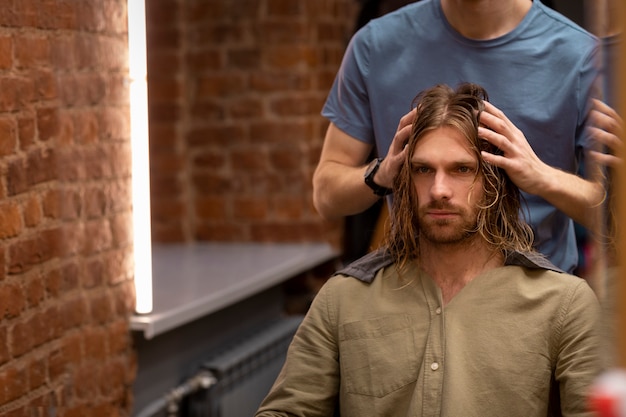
[364,158,392,197]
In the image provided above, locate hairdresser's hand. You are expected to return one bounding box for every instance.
[376,107,416,188]
[478,101,548,195]
[587,98,623,169]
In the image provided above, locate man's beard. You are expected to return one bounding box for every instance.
[418,201,479,246]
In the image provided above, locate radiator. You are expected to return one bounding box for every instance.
[183,315,303,417]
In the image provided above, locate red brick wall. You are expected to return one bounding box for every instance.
[0,1,135,416]
[148,0,358,248]
[0,0,358,415]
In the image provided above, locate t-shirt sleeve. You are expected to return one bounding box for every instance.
[321,26,376,145]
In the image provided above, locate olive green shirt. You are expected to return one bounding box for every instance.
[256,252,603,417]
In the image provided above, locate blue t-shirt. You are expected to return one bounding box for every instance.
[322,0,600,273]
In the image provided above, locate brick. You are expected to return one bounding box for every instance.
[60,262,80,292]
[149,176,183,197]
[248,120,314,144]
[258,21,309,43]
[73,363,100,398]
[195,197,228,221]
[109,143,132,177]
[84,327,107,361]
[36,107,60,142]
[28,355,47,391]
[110,213,131,248]
[0,116,17,156]
[48,347,68,382]
[14,34,50,69]
[250,72,311,93]
[230,149,269,172]
[8,234,59,274]
[186,124,248,147]
[74,109,99,144]
[147,124,179,151]
[148,101,180,123]
[0,35,12,69]
[112,280,136,316]
[7,157,28,196]
[271,196,305,219]
[191,173,233,195]
[0,365,27,403]
[147,27,181,50]
[25,274,45,307]
[82,219,113,255]
[233,197,268,220]
[98,108,129,142]
[192,149,226,169]
[267,0,302,16]
[56,148,85,181]
[58,224,83,257]
[23,196,42,228]
[27,148,58,186]
[84,146,112,180]
[0,202,22,239]
[265,45,319,70]
[104,250,132,286]
[108,180,132,213]
[227,48,260,70]
[107,320,130,355]
[17,114,36,150]
[57,110,75,146]
[84,259,104,289]
[10,320,34,358]
[0,327,9,366]
[43,189,81,220]
[270,95,326,116]
[150,152,184,174]
[61,296,88,330]
[33,69,58,100]
[90,292,113,325]
[269,147,303,172]
[29,310,54,348]
[0,247,5,282]
[186,50,221,72]
[228,97,264,119]
[50,34,77,70]
[147,78,181,101]
[45,268,62,298]
[196,74,247,98]
[150,199,186,223]
[100,359,127,393]
[84,186,107,219]
[0,76,35,112]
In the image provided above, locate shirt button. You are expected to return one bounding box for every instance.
[435,307,442,315]
[431,362,439,371]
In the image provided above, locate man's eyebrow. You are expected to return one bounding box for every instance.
[410,158,477,166]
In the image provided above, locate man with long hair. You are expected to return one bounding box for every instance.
[256,83,603,417]
[313,0,613,275]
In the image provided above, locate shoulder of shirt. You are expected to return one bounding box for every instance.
[333,248,563,283]
[533,0,598,43]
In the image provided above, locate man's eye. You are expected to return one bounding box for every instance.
[414,166,431,174]
[457,166,472,173]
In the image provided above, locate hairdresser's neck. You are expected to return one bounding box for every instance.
[441,0,533,40]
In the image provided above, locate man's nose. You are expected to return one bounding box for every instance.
[430,172,451,200]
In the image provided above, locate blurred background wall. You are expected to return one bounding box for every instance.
[147,0,356,249]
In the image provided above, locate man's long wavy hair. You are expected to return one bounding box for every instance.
[385,83,535,268]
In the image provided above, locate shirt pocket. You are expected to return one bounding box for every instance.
[338,314,418,397]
